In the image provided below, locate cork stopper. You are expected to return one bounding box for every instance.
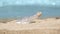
[36,12,42,17]
[33,12,42,19]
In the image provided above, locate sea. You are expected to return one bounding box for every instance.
[0,5,60,18]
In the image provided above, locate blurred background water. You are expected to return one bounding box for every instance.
[0,0,60,18]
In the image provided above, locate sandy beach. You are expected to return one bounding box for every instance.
[0,12,60,34]
[0,17,60,30]
[0,17,60,34]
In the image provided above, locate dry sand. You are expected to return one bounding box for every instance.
[0,18,60,30]
[0,18,60,34]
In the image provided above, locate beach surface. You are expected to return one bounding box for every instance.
[0,17,60,34]
[0,17,60,30]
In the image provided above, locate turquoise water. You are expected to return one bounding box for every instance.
[0,5,60,18]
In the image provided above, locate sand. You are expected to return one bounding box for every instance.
[0,18,60,34]
[0,18,60,30]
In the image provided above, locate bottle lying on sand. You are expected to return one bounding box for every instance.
[16,12,42,24]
